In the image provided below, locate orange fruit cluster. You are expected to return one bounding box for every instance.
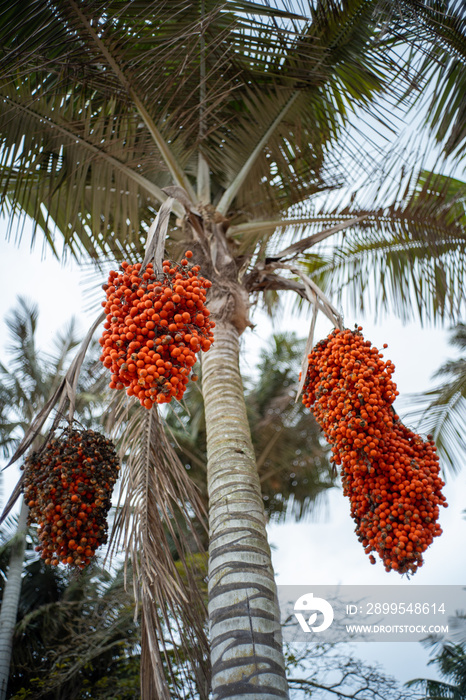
[99,253,214,407]
[302,327,447,575]
[23,428,120,569]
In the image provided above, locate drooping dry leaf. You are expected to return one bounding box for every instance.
[141,197,174,274]
[107,397,209,699]
[0,311,105,522]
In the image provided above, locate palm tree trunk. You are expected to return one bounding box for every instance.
[201,319,289,700]
[0,500,28,700]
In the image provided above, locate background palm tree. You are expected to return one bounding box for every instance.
[403,321,466,474]
[0,504,26,700]
[0,297,105,700]
[5,554,142,700]
[1,2,465,698]
[408,642,466,699]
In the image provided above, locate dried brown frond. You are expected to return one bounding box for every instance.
[107,396,209,699]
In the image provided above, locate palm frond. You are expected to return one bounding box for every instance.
[407,676,463,700]
[3,297,44,395]
[210,0,397,218]
[446,322,466,351]
[402,389,466,475]
[45,317,81,378]
[1,0,445,256]
[0,311,105,524]
[300,188,466,323]
[11,559,141,698]
[407,642,466,699]
[401,320,466,474]
[398,0,466,160]
[108,399,209,700]
[0,87,170,259]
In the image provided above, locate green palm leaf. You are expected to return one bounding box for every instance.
[0,0,434,256]
[285,170,466,323]
[399,0,466,160]
[402,323,466,474]
[408,643,466,699]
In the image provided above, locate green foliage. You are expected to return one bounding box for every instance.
[403,322,466,474]
[301,166,466,324]
[0,296,107,457]
[404,0,466,160]
[0,517,141,700]
[408,643,466,699]
[7,557,141,700]
[0,0,397,256]
[0,297,119,699]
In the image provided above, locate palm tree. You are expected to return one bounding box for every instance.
[408,643,466,699]
[0,504,27,700]
[0,297,105,700]
[1,2,466,698]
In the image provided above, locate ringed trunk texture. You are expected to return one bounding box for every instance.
[0,500,28,700]
[202,320,289,700]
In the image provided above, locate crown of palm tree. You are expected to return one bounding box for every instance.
[0,1,465,322]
